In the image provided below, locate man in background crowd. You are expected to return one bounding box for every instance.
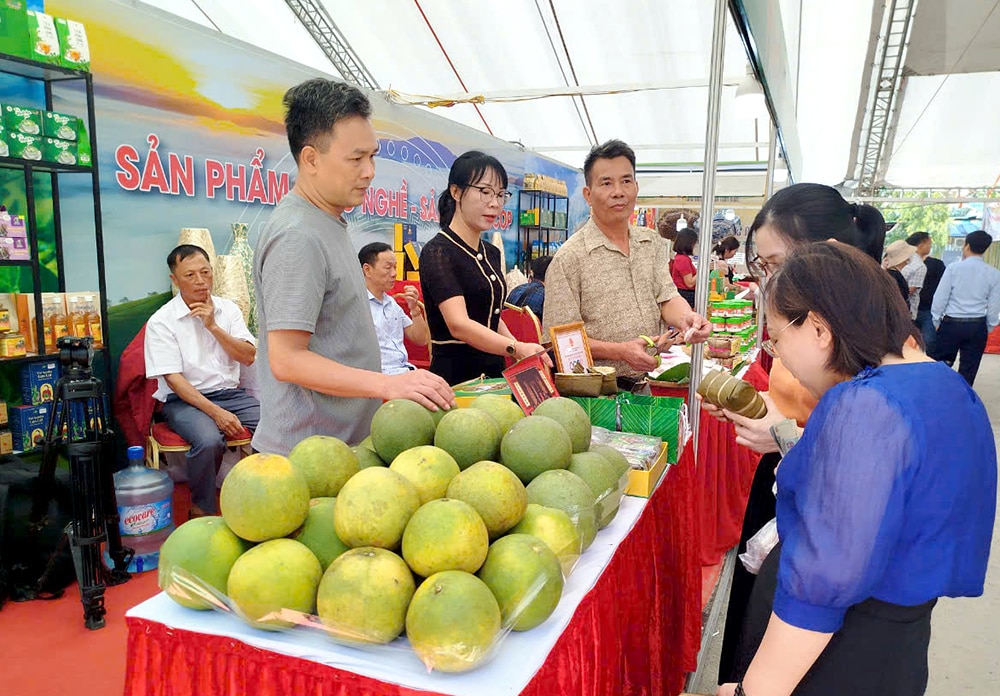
[359,241,430,375]
[931,229,1000,386]
[507,255,552,324]
[907,231,945,354]
[899,237,926,321]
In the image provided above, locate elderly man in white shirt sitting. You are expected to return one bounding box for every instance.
[358,242,430,375]
[145,245,259,517]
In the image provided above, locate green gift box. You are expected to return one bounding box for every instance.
[0,122,8,158]
[3,104,41,136]
[42,111,81,141]
[6,131,42,161]
[616,394,684,462]
[54,16,89,72]
[75,127,91,166]
[26,9,61,65]
[41,136,76,165]
[0,0,30,60]
[566,396,618,431]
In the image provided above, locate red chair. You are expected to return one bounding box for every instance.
[501,304,543,367]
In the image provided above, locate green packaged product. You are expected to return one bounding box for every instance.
[41,137,76,165]
[54,16,89,72]
[42,111,80,141]
[26,10,61,66]
[75,128,92,166]
[0,122,8,158]
[6,132,42,161]
[3,105,41,136]
[0,0,30,60]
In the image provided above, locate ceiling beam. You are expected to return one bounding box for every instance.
[282,0,379,91]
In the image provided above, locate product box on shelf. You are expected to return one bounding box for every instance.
[0,122,7,158]
[0,292,19,333]
[42,110,81,141]
[0,399,8,426]
[40,136,76,165]
[539,209,554,228]
[21,360,59,405]
[554,211,567,229]
[26,9,61,66]
[54,16,89,71]
[75,130,91,166]
[0,235,29,260]
[5,131,41,161]
[0,0,30,60]
[0,209,27,237]
[10,402,51,451]
[519,208,539,227]
[626,442,668,498]
[3,104,41,136]
[0,429,11,454]
[0,331,25,357]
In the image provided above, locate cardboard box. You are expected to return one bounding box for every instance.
[42,110,81,141]
[10,403,51,451]
[21,360,59,405]
[3,105,42,136]
[75,128,91,166]
[26,9,61,66]
[5,132,42,161]
[625,442,668,498]
[0,235,30,260]
[54,16,89,72]
[0,400,8,426]
[0,0,30,61]
[0,430,12,454]
[41,136,76,165]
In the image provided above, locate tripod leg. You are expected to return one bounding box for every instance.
[101,429,131,582]
[68,441,107,630]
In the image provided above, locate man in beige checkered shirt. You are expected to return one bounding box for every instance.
[543,140,711,377]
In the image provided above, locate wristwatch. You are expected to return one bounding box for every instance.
[505,341,517,357]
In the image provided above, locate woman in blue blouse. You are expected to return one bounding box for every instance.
[720,243,996,696]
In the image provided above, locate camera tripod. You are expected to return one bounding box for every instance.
[34,339,131,630]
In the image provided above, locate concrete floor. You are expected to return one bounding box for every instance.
[689,354,1000,695]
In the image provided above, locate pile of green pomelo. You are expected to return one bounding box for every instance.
[158,395,631,673]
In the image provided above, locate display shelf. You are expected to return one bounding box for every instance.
[516,189,570,268]
[0,346,108,366]
[0,259,33,267]
[0,155,93,174]
[0,53,88,82]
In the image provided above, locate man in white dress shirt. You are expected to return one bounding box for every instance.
[359,242,430,374]
[145,245,259,516]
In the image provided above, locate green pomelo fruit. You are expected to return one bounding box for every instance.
[291,498,349,571]
[525,470,598,551]
[405,570,502,673]
[510,504,582,577]
[389,445,460,504]
[446,461,527,538]
[352,445,386,469]
[158,517,250,610]
[424,405,448,428]
[401,498,489,577]
[316,547,415,644]
[358,435,376,452]
[499,415,572,483]
[334,467,420,549]
[227,538,322,630]
[370,399,436,463]
[469,394,524,436]
[589,444,632,480]
[433,408,501,470]
[288,435,359,498]
[477,534,564,631]
[531,397,592,454]
[220,453,310,542]
[567,451,624,529]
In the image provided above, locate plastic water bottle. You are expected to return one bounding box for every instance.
[113,445,174,573]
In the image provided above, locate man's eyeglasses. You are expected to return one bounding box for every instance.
[470,185,512,204]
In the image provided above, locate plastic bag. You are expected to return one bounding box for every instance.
[589,426,662,471]
[738,517,778,575]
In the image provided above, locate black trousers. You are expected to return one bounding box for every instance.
[933,317,988,386]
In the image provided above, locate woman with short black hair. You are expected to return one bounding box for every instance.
[719,243,996,696]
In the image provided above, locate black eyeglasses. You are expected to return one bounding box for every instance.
[470,185,512,204]
[745,227,785,277]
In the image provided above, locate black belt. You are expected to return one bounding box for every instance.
[943,316,986,323]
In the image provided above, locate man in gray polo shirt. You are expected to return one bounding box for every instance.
[253,79,454,455]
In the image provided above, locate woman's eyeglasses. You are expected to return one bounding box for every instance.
[470,185,512,204]
[760,316,802,357]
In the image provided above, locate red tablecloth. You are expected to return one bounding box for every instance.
[123,459,702,696]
